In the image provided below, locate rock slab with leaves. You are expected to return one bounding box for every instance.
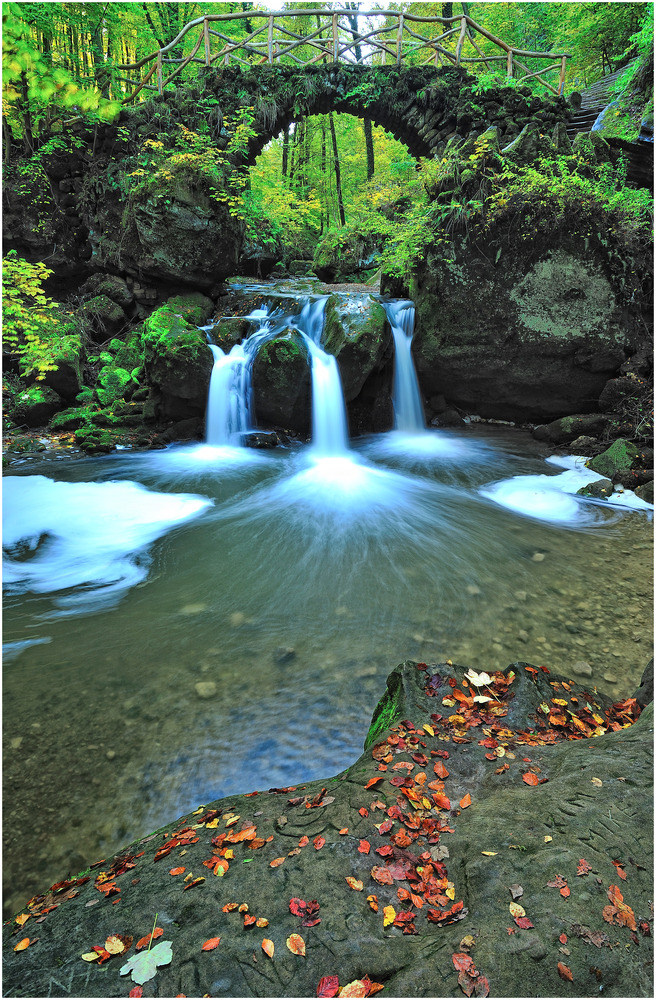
[3,660,652,998]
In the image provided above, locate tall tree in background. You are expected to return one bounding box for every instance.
[345,2,374,180]
[328,111,346,227]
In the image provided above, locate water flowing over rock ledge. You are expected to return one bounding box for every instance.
[3,659,652,999]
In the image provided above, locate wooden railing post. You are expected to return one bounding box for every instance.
[268,15,274,64]
[396,14,404,65]
[332,13,339,62]
[203,18,210,66]
[506,48,513,78]
[455,15,467,65]
[558,54,567,95]
[156,50,163,93]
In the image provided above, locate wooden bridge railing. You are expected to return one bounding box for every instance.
[117,8,571,104]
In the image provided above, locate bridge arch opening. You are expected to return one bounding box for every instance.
[240,109,421,277]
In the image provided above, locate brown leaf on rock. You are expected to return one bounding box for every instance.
[371,866,394,885]
[576,859,592,876]
[557,962,573,982]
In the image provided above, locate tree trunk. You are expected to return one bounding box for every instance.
[328,112,346,226]
[19,72,33,154]
[281,124,289,179]
[363,118,374,179]
[320,120,328,232]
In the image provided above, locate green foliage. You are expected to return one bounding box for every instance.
[2,250,82,379]
[2,4,120,142]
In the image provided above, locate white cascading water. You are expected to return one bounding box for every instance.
[383,299,425,432]
[204,309,273,446]
[293,297,349,457]
[205,296,350,457]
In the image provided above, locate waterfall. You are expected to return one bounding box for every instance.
[383,300,425,433]
[204,310,274,446]
[204,293,350,457]
[294,298,349,457]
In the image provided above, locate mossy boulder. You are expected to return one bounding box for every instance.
[49,407,88,432]
[532,413,610,445]
[587,438,641,479]
[313,231,382,283]
[79,273,133,309]
[9,385,63,428]
[252,334,310,432]
[81,294,128,341]
[142,294,214,413]
[322,294,390,402]
[576,477,614,499]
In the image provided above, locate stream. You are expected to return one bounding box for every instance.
[2,281,653,919]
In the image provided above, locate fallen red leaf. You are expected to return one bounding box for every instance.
[452,952,473,972]
[313,836,325,851]
[270,857,285,867]
[515,916,534,929]
[169,867,185,876]
[365,777,383,789]
[559,933,568,944]
[136,927,163,950]
[317,975,340,997]
[576,859,592,876]
[358,840,371,854]
[460,793,472,809]
[522,773,539,786]
[612,860,627,881]
[201,937,220,951]
[129,989,143,998]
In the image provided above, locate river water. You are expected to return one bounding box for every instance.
[2,285,653,919]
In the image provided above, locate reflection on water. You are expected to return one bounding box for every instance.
[2,427,653,917]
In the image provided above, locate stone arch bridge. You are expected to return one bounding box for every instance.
[21,63,569,291]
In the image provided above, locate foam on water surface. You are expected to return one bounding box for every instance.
[3,476,213,612]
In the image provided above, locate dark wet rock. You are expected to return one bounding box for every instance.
[159,418,203,444]
[569,434,599,455]
[242,430,278,449]
[587,438,640,479]
[252,335,310,433]
[635,480,654,504]
[501,123,543,163]
[3,659,651,999]
[634,658,653,709]
[431,408,465,428]
[576,478,613,499]
[532,414,610,445]
[9,385,63,428]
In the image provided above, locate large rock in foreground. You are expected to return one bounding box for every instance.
[3,661,652,998]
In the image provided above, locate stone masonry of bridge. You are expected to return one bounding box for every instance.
[4,65,571,291]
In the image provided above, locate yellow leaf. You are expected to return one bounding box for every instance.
[423,724,435,736]
[481,851,497,856]
[286,933,305,956]
[446,886,455,900]
[544,835,553,843]
[104,935,126,955]
[81,952,99,962]
[15,914,29,927]
[345,877,363,891]
[383,905,396,927]
[591,777,603,787]
[509,902,525,917]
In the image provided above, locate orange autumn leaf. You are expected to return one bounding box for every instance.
[339,828,348,835]
[313,836,325,850]
[557,962,573,982]
[270,857,285,868]
[338,980,368,997]
[15,915,29,927]
[367,894,379,912]
[560,886,570,898]
[433,761,449,779]
[522,772,539,786]
[298,836,310,847]
[358,840,371,854]
[262,938,274,959]
[136,928,163,950]
[222,903,238,913]
[612,860,627,881]
[345,877,363,891]
[364,777,383,789]
[201,937,221,951]
[286,933,306,956]
[460,793,472,809]
[169,867,185,876]
[256,918,269,928]
[14,938,30,952]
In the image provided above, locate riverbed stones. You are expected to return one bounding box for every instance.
[571,659,593,677]
[194,681,217,699]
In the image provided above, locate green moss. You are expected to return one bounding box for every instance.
[587,438,640,478]
[364,677,405,750]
